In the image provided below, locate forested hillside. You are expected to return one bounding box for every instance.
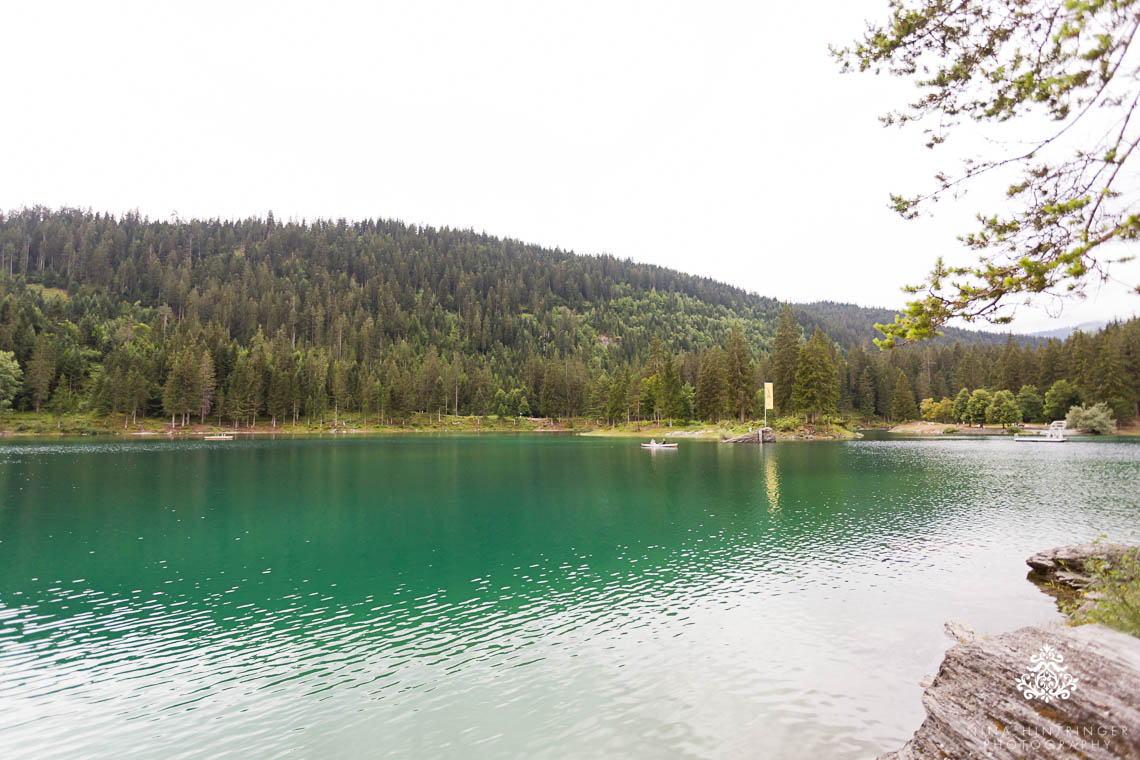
[0,207,1136,429]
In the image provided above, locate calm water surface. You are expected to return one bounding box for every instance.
[1,435,1137,759]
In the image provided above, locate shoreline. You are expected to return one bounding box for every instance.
[0,412,859,441]
[4,413,1133,441]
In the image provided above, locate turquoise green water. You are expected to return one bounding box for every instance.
[1,435,1137,759]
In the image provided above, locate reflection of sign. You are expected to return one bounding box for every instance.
[765,454,780,512]
[1016,644,1077,703]
[764,382,774,410]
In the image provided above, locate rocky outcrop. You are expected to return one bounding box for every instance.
[722,427,775,444]
[881,623,1140,759]
[1027,543,1135,590]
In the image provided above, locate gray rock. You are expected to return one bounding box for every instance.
[1026,543,1134,589]
[880,624,1140,759]
[944,619,976,643]
[722,427,775,444]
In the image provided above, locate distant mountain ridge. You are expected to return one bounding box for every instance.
[1028,320,1112,340]
[793,300,1036,347]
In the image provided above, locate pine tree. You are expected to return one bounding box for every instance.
[792,328,839,423]
[771,304,799,415]
[607,369,629,423]
[25,334,55,413]
[723,324,755,421]
[890,369,918,422]
[856,366,876,418]
[1092,330,1131,421]
[658,357,684,423]
[198,349,215,424]
[694,349,725,421]
[126,368,150,426]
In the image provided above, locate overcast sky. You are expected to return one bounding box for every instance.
[3,0,1137,333]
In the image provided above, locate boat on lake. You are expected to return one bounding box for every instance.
[204,434,234,441]
[641,441,678,449]
[1014,420,1067,443]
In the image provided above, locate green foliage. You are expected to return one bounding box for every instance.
[890,369,918,421]
[793,328,839,422]
[771,304,799,415]
[965,389,993,426]
[1067,548,1140,638]
[694,349,725,422]
[1016,385,1044,423]
[1065,403,1117,435]
[0,209,1137,431]
[771,415,799,432]
[0,350,22,421]
[985,389,1022,427]
[723,324,756,422]
[952,388,971,423]
[836,1,1140,345]
[923,396,954,423]
[1043,378,1082,421]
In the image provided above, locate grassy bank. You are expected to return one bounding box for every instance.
[0,411,860,440]
[0,411,551,437]
[581,419,861,441]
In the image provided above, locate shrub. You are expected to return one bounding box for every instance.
[1065,403,1117,435]
[772,416,798,432]
[1068,547,1140,638]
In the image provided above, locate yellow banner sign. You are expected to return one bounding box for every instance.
[764,382,774,410]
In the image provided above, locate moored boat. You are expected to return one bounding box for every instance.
[1014,420,1067,443]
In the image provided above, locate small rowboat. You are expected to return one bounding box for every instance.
[641,442,678,449]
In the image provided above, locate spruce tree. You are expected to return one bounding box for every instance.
[694,349,725,421]
[723,324,755,421]
[857,366,876,418]
[792,328,839,423]
[198,349,215,424]
[771,304,799,415]
[25,334,55,413]
[890,369,918,422]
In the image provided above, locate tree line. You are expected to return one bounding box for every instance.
[0,208,1136,428]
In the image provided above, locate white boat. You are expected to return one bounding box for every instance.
[204,434,234,441]
[1014,420,1066,443]
[641,442,678,449]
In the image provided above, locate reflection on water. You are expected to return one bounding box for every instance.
[765,450,780,514]
[0,435,1137,759]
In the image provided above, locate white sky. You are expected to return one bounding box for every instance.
[3,0,1137,333]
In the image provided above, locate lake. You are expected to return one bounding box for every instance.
[1,435,1137,759]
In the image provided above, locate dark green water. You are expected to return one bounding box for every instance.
[1,435,1137,759]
